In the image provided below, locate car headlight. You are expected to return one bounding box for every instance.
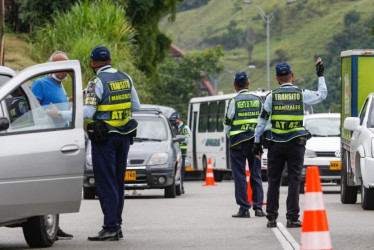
[86,153,93,167]
[304,149,317,158]
[147,153,168,165]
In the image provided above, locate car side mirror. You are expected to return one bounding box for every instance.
[0,117,10,131]
[344,117,361,132]
[173,135,185,143]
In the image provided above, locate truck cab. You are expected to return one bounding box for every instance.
[340,50,374,210]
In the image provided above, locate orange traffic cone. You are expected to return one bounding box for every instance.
[203,158,217,186]
[245,160,253,204]
[300,166,332,250]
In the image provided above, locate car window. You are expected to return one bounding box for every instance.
[304,117,340,137]
[0,71,75,134]
[359,97,369,126]
[366,98,374,128]
[0,75,11,86]
[135,116,168,140]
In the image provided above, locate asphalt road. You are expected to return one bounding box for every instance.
[0,180,373,250]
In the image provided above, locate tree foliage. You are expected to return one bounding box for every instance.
[8,0,79,33]
[31,0,151,102]
[122,0,182,84]
[153,46,224,120]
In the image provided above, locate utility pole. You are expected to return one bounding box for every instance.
[0,0,4,66]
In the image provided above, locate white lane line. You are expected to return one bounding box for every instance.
[271,222,300,250]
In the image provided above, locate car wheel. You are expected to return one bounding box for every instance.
[214,171,223,182]
[164,177,176,198]
[361,180,374,210]
[22,214,59,248]
[340,162,357,204]
[176,182,181,196]
[299,180,305,194]
[83,186,96,200]
[202,156,207,180]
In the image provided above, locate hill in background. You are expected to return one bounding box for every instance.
[160,0,374,102]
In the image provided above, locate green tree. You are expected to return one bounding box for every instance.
[123,0,182,85]
[154,46,224,120]
[16,0,79,34]
[31,0,151,102]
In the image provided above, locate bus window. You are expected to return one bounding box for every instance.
[198,102,208,132]
[217,100,225,132]
[208,101,217,132]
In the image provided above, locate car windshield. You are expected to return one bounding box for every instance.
[304,116,340,137]
[135,116,168,141]
[0,75,11,86]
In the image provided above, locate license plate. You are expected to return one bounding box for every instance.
[125,171,136,181]
[330,161,341,170]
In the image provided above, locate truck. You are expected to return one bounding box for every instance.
[340,49,374,210]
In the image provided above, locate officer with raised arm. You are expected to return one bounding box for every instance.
[253,58,327,228]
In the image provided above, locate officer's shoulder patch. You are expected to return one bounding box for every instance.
[87,77,98,93]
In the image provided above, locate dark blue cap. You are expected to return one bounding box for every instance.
[234,71,248,86]
[170,112,180,121]
[275,62,292,77]
[90,46,111,61]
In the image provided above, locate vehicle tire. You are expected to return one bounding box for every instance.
[22,214,59,248]
[299,180,305,194]
[165,177,176,198]
[83,186,96,200]
[361,180,374,210]
[340,164,357,204]
[214,171,223,182]
[176,182,181,196]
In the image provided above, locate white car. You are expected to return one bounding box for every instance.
[342,93,374,210]
[261,113,341,191]
[0,62,85,247]
[300,113,341,193]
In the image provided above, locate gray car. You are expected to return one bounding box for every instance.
[0,62,85,247]
[84,105,184,199]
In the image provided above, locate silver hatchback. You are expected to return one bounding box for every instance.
[84,106,184,199]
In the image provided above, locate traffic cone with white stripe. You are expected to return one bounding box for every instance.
[245,160,253,204]
[300,166,332,250]
[203,158,217,186]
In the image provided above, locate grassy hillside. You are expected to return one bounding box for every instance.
[4,33,37,71]
[160,0,374,94]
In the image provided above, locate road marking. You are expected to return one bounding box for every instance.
[271,222,300,250]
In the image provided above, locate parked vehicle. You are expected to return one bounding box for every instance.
[84,105,184,199]
[0,62,85,247]
[300,113,341,193]
[340,49,374,210]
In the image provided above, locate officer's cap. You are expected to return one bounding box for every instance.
[170,112,180,121]
[90,46,111,61]
[275,62,292,77]
[234,71,248,86]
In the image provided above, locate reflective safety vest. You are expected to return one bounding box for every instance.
[177,123,190,156]
[227,92,262,147]
[268,86,309,142]
[93,68,136,134]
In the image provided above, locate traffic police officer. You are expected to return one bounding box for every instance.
[170,112,191,194]
[253,58,327,228]
[224,71,266,218]
[85,46,141,241]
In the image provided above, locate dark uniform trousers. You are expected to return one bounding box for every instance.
[230,140,264,213]
[181,149,187,191]
[92,133,130,232]
[266,140,305,221]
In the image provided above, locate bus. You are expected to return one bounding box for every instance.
[186,90,269,181]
